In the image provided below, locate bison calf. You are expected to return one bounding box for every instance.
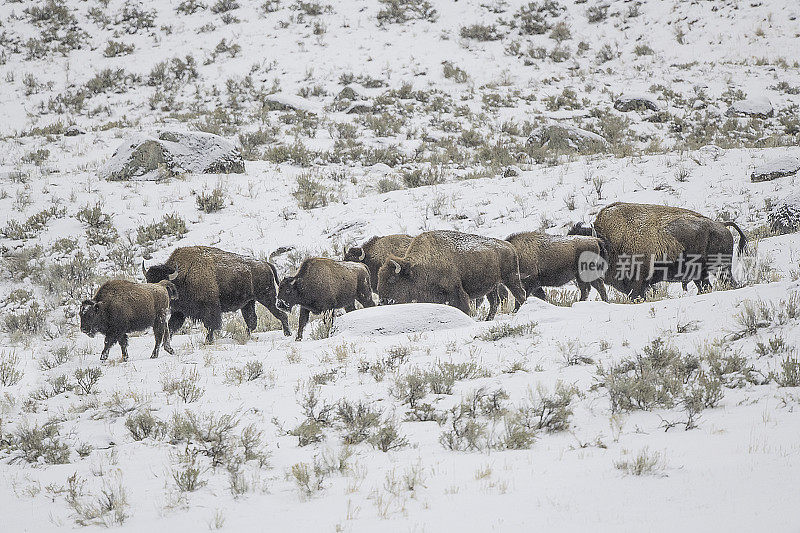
[506,232,608,302]
[276,258,374,340]
[80,279,177,361]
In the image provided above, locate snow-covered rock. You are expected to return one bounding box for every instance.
[99,130,245,181]
[262,92,323,114]
[726,96,774,118]
[751,155,800,182]
[527,124,608,152]
[613,92,660,112]
[332,303,474,337]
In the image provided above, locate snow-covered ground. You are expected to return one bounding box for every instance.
[1,1,800,531]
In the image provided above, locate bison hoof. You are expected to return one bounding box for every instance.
[283,330,292,337]
[151,353,159,359]
[295,336,303,342]
[164,347,175,355]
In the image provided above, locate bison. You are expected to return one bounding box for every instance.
[276,257,375,340]
[376,230,528,320]
[79,279,177,361]
[344,234,413,293]
[506,231,609,302]
[143,246,290,343]
[568,202,747,300]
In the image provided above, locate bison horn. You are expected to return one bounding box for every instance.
[357,248,365,261]
[390,259,401,274]
[168,271,179,281]
[141,260,147,277]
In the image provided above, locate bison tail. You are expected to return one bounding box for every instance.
[723,221,747,255]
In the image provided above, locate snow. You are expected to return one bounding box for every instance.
[726,96,774,118]
[1,0,800,531]
[332,303,475,337]
[751,155,800,182]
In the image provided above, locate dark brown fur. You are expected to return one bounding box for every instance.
[80,279,176,361]
[277,257,375,340]
[376,230,527,320]
[143,246,290,342]
[569,202,747,299]
[506,232,608,302]
[344,234,413,292]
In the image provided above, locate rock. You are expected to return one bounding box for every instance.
[332,303,475,337]
[335,86,359,101]
[99,130,245,181]
[262,92,323,114]
[613,93,660,112]
[502,165,522,177]
[768,194,800,235]
[751,155,800,182]
[345,101,373,114]
[64,125,85,136]
[726,96,774,118]
[527,124,608,153]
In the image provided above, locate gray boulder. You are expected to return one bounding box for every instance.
[726,96,774,118]
[751,155,800,182]
[527,124,608,153]
[613,93,660,112]
[100,130,245,181]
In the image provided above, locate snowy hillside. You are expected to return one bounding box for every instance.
[1,0,800,531]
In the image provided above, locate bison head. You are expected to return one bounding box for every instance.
[343,246,366,263]
[142,261,178,283]
[567,222,595,237]
[79,300,102,337]
[276,276,300,311]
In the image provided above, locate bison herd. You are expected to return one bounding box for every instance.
[79,202,746,361]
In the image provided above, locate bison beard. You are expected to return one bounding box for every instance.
[143,246,291,343]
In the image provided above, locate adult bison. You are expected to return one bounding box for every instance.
[80,279,177,361]
[276,257,374,340]
[344,234,413,292]
[568,202,747,299]
[143,246,291,342]
[376,230,528,320]
[506,232,609,302]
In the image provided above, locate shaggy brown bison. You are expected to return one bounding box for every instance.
[276,257,374,340]
[80,279,177,361]
[568,202,747,299]
[506,232,608,302]
[376,230,527,320]
[143,246,290,343]
[344,234,413,292]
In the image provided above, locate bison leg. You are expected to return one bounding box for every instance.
[152,319,163,359]
[258,296,292,337]
[100,335,117,361]
[202,304,223,344]
[577,281,591,301]
[119,334,130,362]
[241,300,257,335]
[162,324,175,356]
[592,280,609,302]
[486,287,500,321]
[504,277,528,312]
[168,311,186,335]
[296,308,310,341]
